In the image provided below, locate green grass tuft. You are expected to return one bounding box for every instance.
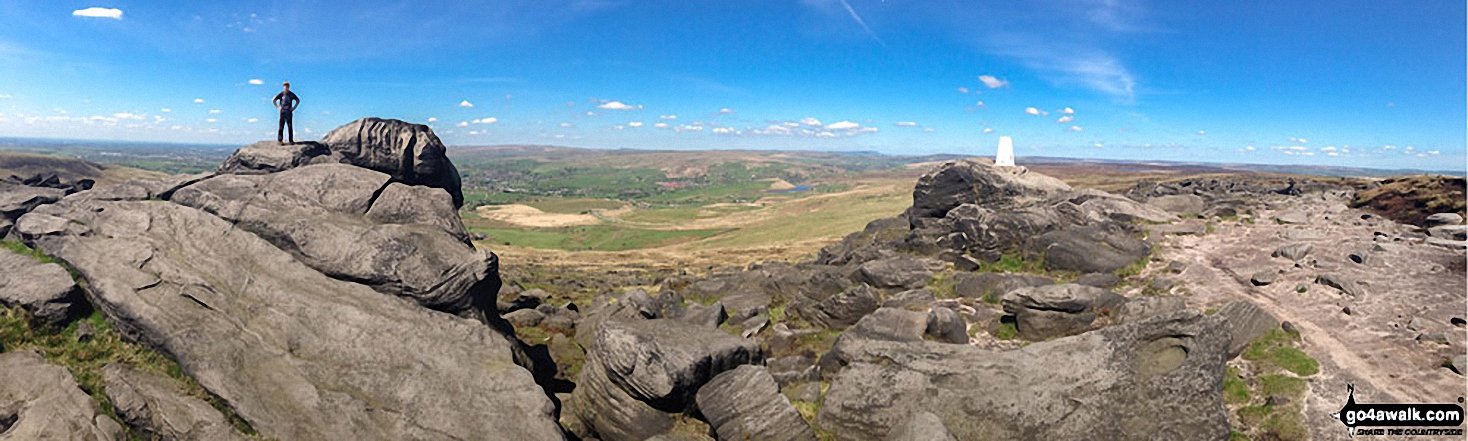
[1257,374,1307,398]
[991,322,1019,340]
[1223,367,1251,405]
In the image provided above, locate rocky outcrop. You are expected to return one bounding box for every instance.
[856,255,943,289]
[816,311,1231,440]
[101,364,248,441]
[169,164,494,316]
[1216,301,1280,358]
[0,183,66,237]
[571,318,761,441]
[0,246,84,325]
[0,351,124,440]
[884,412,957,441]
[1001,283,1126,340]
[905,159,1070,225]
[1146,194,1206,215]
[1030,223,1151,273]
[795,283,881,330]
[953,272,1053,299]
[13,199,560,440]
[694,365,816,441]
[218,118,465,207]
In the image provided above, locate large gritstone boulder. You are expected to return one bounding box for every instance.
[169,164,494,317]
[0,350,124,440]
[816,311,1231,440]
[0,246,85,325]
[1001,283,1127,340]
[218,118,464,208]
[695,365,817,441]
[570,318,762,441]
[13,199,561,441]
[904,159,1071,227]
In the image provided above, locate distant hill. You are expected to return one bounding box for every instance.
[0,151,165,186]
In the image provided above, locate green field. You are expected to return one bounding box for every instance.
[471,224,732,251]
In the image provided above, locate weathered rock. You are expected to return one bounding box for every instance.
[1316,273,1367,298]
[944,204,1064,253]
[1271,243,1314,261]
[215,141,332,174]
[1216,300,1280,358]
[1072,191,1177,224]
[1250,269,1278,286]
[1030,223,1151,274]
[904,159,1070,226]
[1449,355,1468,376]
[1428,225,1468,241]
[1117,296,1187,324]
[822,308,932,373]
[0,183,65,225]
[0,246,84,325]
[1074,272,1121,288]
[856,255,943,289]
[170,164,495,316]
[1002,284,1126,340]
[799,284,881,330]
[695,365,817,441]
[767,356,820,386]
[1146,194,1205,215]
[101,364,248,441]
[1417,333,1450,345]
[0,351,124,441]
[884,411,958,441]
[14,199,561,440]
[324,118,465,207]
[952,272,1053,299]
[503,308,546,327]
[1274,210,1308,224]
[674,301,727,329]
[1425,212,1464,227]
[816,311,1231,440]
[925,307,968,344]
[882,289,936,309]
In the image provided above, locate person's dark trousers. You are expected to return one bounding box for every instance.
[278,111,294,144]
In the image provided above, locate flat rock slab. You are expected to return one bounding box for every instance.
[816,311,1231,441]
[102,364,249,441]
[0,247,83,325]
[0,350,124,440]
[15,199,560,441]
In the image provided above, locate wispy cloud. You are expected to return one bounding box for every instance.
[894,121,917,127]
[73,7,123,20]
[837,0,885,46]
[659,115,677,120]
[459,100,474,108]
[247,78,264,85]
[1024,107,1048,116]
[1056,115,1074,123]
[472,117,497,124]
[628,121,644,127]
[193,98,205,104]
[977,75,1009,89]
[826,120,860,130]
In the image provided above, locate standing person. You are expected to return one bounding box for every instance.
[273,81,300,144]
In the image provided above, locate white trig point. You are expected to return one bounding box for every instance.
[995,136,1015,167]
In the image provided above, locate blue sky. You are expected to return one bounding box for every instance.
[0,1,1463,171]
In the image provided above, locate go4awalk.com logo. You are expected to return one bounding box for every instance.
[1331,384,1465,437]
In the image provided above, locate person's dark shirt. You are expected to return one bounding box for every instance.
[273,91,299,113]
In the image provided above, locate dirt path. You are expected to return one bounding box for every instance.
[1149,193,1467,439]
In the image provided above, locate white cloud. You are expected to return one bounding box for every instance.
[73,7,122,19]
[1428,150,1441,155]
[458,121,469,127]
[614,125,625,130]
[1326,152,1339,156]
[1061,107,1075,114]
[0,94,12,99]
[654,122,670,128]
[1287,145,1308,151]
[586,111,597,116]
[205,118,217,123]
[472,117,498,124]
[247,79,264,85]
[193,98,205,104]
[1245,145,1256,151]
[894,121,917,127]
[1382,145,1396,150]
[800,117,822,126]
[816,131,837,138]
[957,87,970,94]
[718,108,736,114]
[659,115,677,120]
[1196,130,1206,135]
[160,108,171,113]
[427,117,438,123]
[1056,115,1074,123]
[923,128,935,133]
[676,125,703,131]
[1094,143,1104,148]
[983,128,995,134]
[628,121,644,128]
[112,112,143,120]
[458,100,474,108]
[559,122,573,128]
[208,109,221,114]
[1320,146,1337,152]
[247,118,259,123]
[1024,107,1047,116]
[1067,126,1083,132]
[597,101,642,110]
[826,121,860,130]
[712,127,736,134]
[978,75,1009,89]
[974,101,984,108]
